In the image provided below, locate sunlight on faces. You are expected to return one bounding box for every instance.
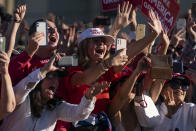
[41,72,59,101]
[87,37,108,62]
[46,20,59,49]
[162,85,186,105]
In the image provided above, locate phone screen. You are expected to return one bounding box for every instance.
[36,22,48,46]
[115,38,127,55]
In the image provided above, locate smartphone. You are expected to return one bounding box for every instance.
[56,56,78,67]
[136,24,146,41]
[115,38,127,55]
[0,37,6,52]
[36,21,48,46]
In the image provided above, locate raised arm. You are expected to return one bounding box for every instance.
[9,31,44,86]
[126,10,162,64]
[109,2,162,73]
[0,52,16,120]
[71,49,128,86]
[56,82,110,122]
[108,56,150,119]
[6,4,26,58]
[14,54,58,105]
[149,31,170,103]
[181,17,196,65]
[108,1,133,37]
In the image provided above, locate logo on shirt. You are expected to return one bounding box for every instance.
[40,59,49,64]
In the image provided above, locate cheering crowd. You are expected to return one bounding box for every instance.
[0,1,196,131]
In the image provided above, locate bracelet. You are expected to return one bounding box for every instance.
[14,19,22,23]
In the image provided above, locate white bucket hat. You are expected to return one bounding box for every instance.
[78,28,115,45]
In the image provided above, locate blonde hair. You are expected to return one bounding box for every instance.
[78,38,110,70]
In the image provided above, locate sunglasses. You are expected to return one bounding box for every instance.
[169,79,189,91]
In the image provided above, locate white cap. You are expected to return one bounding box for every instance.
[78,28,115,45]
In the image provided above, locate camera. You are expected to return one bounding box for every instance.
[55,56,78,67]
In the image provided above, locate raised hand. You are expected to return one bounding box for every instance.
[14,4,26,23]
[85,81,111,100]
[130,9,137,31]
[136,56,151,73]
[170,28,186,47]
[112,1,133,31]
[68,27,76,43]
[106,49,128,67]
[147,10,162,36]
[119,32,131,44]
[187,16,196,41]
[0,52,10,74]
[26,32,44,57]
[163,87,176,118]
[40,53,61,76]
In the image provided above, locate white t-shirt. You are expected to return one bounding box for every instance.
[135,94,196,131]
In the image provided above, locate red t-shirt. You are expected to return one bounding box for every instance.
[9,51,49,86]
[55,66,132,131]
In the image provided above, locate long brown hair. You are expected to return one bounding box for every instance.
[78,38,110,70]
[29,80,63,118]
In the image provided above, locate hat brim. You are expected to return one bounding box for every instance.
[79,35,115,45]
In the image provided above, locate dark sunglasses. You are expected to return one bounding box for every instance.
[169,79,189,91]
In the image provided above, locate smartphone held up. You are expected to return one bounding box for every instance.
[36,21,48,46]
[115,38,127,55]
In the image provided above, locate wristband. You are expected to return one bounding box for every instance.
[14,19,22,23]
